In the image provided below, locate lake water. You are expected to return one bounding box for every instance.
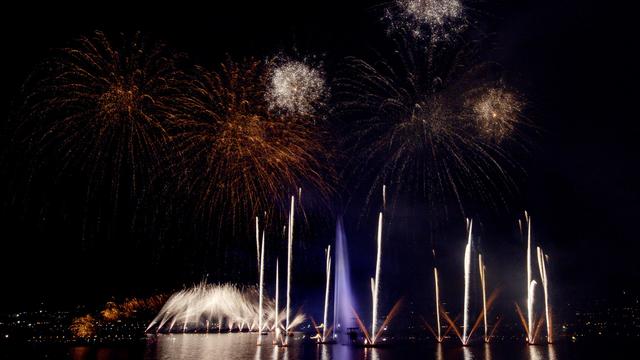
[1,333,624,359]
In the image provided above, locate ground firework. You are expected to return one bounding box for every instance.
[170,58,334,228]
[16,31,185,201]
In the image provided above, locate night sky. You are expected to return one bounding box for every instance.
[1,0,638,314]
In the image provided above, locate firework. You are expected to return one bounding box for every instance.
[336,39,521,219]
[321,245,332,342]
[146,282,305,333]
[257,232,265,345]
[285,196,295,345]
[70,315,96,338]
[434,267,442,342]
[384,0,466,41]
[170,59,334,227]
[462,219,472,345]
[370,212,384,344]
[467,87,524,143]
[17,31,184,201]
[537,246,552,343]
[266,60,327,117]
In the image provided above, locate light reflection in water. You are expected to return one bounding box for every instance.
[527,345,544,360]
[435,343,444,360]
[462,346,474,360]
[484,343,492,360]
[548,345,557,360]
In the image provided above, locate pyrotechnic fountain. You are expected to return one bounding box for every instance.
[146,282,305,334]
[537,246,552,343]
[257,230,265,345]
[321,245,333,343]
[461,219,473,346]
[479,253,488,343]
[434,266,442,342]
[525,213,534,344]
[273,259,283,346]
[370,212,383,345]
[332,218,356,343]
[284,195,295,345]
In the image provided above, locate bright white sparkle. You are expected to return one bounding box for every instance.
[267,61,326,117]
[399,0,463,27]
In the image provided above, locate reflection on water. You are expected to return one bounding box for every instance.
[42,333,598,360]
[462,346,474,360]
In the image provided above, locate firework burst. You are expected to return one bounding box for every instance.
[384,0,466,41]
[266,60,328,118]
[466,86,524,143]
[336,38,523,217]
[15,31,185,202]
[169,58,334,227]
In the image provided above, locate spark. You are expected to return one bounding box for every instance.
[384,0,465,41]
[537,246,552,343]
[434,267,442,342]
[285,195,295,344]
[479,253,488,342]
[257,232,265,345]
[70,315,96,338]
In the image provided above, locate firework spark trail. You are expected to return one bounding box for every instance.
[528,280,537,343]
[266,61,327,117]
[274,259,281,346]
[514,303,529,336]
[256,217,261,269]
[537,247,552,343]
[371,212,384,344]
[257,232,265,345]
[479,253,488,342]
[285,195,294,344]
[525,212,534,343]
[462,219,473,345]
[322,245,332,342]
[434,267,442,342]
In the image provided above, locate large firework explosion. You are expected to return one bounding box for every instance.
[335,37,525,219]
[167,58,335,229]
[15,31,185,204]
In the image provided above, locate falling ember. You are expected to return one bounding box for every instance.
[257,232,265,345]
[285,195,295,344]
[461,219,473,345]
[479,253,488,343]
[537,247,553,343]
[434,267,442,342]
[322,245,332,342]
[371,212,384,344]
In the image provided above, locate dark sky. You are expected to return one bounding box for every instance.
[1,0,638,314]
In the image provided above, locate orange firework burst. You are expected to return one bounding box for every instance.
[16,31,185,201]
[168,58,334,227]
[70,314,97,338]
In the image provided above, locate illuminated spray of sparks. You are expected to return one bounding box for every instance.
[479,253,488,343]
[285,195,295,344]
[461,219,473,345]
[267,61,327,117]
[146,283,304,333]
[525,212,534,344]
[537,247,552,343]
[274,259,282,346]
[257,232,266,345]
[322,245,332,342]
[434,267,442,342]
[469,87,524,143]
[399,0,462,26]
[371,212,384,344]
[385,0,465,40]
[527,280,537,344]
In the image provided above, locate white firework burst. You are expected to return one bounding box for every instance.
[266,61,327,117]
[469,87,524,143]
[386,0,466,40]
